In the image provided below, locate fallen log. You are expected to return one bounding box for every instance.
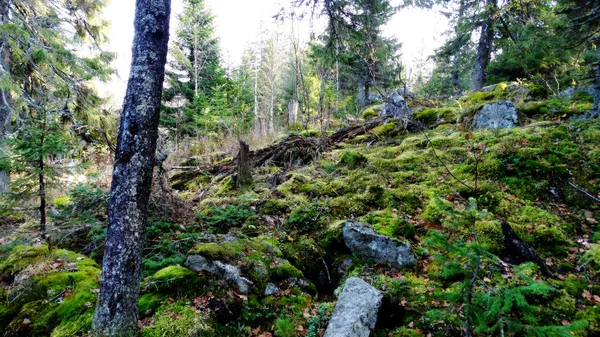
[171,117,423,191]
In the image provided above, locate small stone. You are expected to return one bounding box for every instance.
[264,282,280,296]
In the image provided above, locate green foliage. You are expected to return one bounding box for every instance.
[339,150,368,168]
[197,203,258,233]
[274,317,296,337]
[285,203,326,232]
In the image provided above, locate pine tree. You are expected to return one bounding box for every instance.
[162,0,224,137]
[0,0,112,193]
[0,0,113,243]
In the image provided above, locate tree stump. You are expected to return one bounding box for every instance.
[237,140,252,189]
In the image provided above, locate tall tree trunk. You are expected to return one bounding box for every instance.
[92,1,171,336]
[451,0,466,93]
[471,0,496,90]
[595,50,600,115]
[194,34,198,97]
[288,99,298,126]
[254,56,261,136]
[269,82,274,134]
[357,77,365,110]
[0,0,11,193]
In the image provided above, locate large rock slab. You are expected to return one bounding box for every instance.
[381,89,413,119]
[472,101,518,130]
[185,255,253,294]
[324,277,383,337]
[343,222,416,268]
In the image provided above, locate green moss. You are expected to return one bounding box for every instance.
[282,237,325,280]
[189,243,239,262]
[339,150,368,169]
[475,220,504,252]
[141,303,214,337]
[372,122,397,137]
[301,129,320,137]
[412,108,459,125]
[285,203,326,232]
[147,265,206,295]
[274,317,297,337]
[524,84,548,99]
[260,199,291,215]
[518,101,548,116]
[0,244,49,277]
[138,293,167,317]
[362,104,383,119]
[363,210,416,239]
[271,261,303,280]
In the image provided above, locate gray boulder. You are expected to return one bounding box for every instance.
[381,89,413,119]
[185,255,253,294]
[324,277,383,337]
[343,222,416,268]
[472,101,519,130]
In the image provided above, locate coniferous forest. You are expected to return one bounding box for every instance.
[0,0,599,336]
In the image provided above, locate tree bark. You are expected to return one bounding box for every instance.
[288,99,298,126]
[594,50,600,115]
[0,0,11,193]
[92,1,171,336]
[471,0,496,90]
[236,140,252,188]
[451,0,466,93]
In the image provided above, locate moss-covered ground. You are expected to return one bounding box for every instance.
[1,84,599,336]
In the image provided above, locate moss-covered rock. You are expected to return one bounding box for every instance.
[145,265,207,296]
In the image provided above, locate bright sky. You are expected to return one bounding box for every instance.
[100,0,448,105]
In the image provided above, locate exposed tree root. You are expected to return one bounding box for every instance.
[500,219,554,277]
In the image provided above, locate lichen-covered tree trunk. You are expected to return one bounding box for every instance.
[0,0,12,193]
[471,0,496,90]
[92,1,171,336]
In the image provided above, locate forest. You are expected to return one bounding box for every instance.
[0,0,599,336]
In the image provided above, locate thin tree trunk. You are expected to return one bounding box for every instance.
[194,34,198,97]
[254,53,261,136]
[471,0,496,90]
[236,140,252,188]
[318,71,325,132]
[92,0,171,336]
[38,145,46,242]
[0,0,11,193]
[594,50,600,115]
[269,81,275,134]
[357,77,365,110]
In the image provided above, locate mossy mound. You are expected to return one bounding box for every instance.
[0,245,101,336]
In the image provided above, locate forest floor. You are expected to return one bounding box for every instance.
[1,83,600,337]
